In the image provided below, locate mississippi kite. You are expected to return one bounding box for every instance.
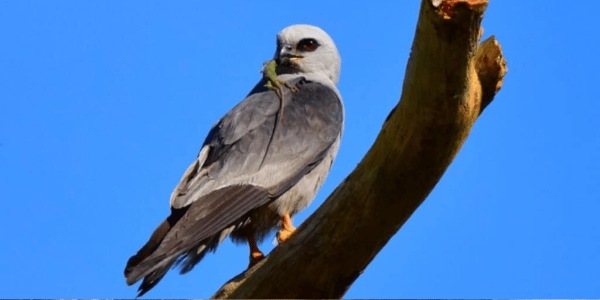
[124,24,343,296]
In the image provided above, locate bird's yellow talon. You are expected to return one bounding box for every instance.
[277,212,296,244]
[276,227,296,244]
[248,251,265,268]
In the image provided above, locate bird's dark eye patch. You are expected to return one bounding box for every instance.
[297,38,319,52]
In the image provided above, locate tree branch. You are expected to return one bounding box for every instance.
[213,0,506,298]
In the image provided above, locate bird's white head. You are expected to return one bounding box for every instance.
[274,24,341,85]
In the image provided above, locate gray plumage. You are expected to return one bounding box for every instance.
[124,24,343,296]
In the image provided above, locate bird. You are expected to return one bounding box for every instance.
[124,24,344,296]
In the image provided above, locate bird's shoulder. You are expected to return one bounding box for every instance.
[205,77,342,156]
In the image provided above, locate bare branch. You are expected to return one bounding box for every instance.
[213,0,507,298]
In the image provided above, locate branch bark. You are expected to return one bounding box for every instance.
[213,0,507,298]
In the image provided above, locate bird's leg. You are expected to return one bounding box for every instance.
[244,225,264,268]
[276,212,296,244]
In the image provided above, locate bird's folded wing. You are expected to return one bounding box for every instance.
[126,184,270,283]
[170,79,343,209]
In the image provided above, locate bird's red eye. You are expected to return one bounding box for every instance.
[297,38,319,52]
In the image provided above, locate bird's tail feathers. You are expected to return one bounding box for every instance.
[124,207,188,285]
[135,257,176,297]
[175,224,236,274]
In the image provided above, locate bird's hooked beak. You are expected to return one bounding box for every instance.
[277,44,303,66]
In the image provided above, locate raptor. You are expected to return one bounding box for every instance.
[124,24,343,296]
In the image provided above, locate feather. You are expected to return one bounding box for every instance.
[125,184,270,287]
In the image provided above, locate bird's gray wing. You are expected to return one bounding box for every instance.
[125,184,271,288]
[170,77,343,207]
[166,79,279,209]
[125,78,343,287]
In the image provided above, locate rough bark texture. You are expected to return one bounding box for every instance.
[213,0,507,298]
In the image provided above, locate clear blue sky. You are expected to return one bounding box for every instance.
[1,1,598,298]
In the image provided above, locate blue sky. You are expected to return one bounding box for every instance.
[1,1,598,298]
